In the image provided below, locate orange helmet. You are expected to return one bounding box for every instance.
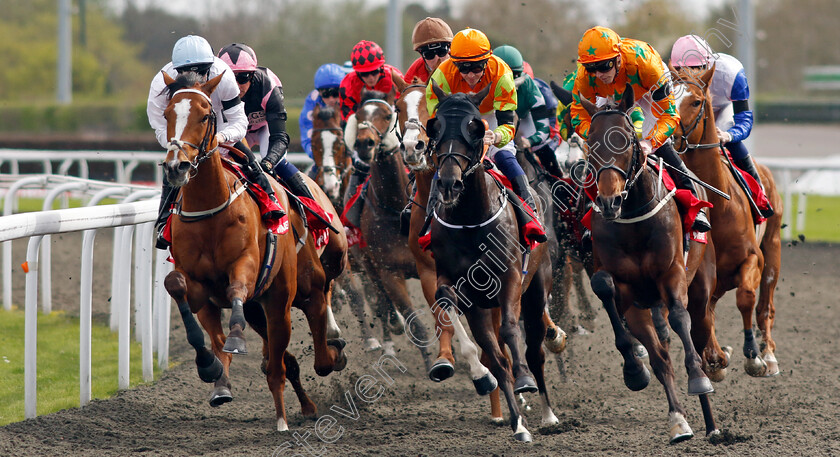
[578,26,621,64]
[450,28,492,62]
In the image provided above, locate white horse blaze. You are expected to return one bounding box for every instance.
[401,91,424,149]
[173,98,192,143]
[320,130,339,196]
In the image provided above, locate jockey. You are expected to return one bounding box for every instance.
[571,26,711,232]
[670,34,773,217]
[338,40,404,121]
[404,17,454,84]
[217,43,315,205]
[494,46,554,175]
[424,28,544,238]
[299,63,345,177]
[147,35,249,249]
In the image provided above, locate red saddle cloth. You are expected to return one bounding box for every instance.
[296,196,333,249]
[339,177,369,248]
[721,148,770,224]
[580,163,712,244]
[418,169,547,252]
[162,161,290,248]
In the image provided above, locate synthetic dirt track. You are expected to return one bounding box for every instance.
[1,233,839,456]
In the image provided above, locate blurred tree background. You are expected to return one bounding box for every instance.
[0,0,837,137]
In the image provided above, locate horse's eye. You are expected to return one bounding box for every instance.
[691,100,702,107]
[201,114,210,123]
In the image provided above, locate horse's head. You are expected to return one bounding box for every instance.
[394,78,432,171]
[581,83,640,220]
[161,70,224,186]
[427,80,491,207]
[670,63,716,152]
[311,104,346,201]
[352,89,396,165]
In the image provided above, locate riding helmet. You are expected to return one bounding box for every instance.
[172,35,215,70]
[577,26,621,64]
[412,17,454,51]
[449,28,491,62]
[217,43,258,72]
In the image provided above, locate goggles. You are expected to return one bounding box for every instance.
[235,71,255,84]
[454,59,488,75]
[420,43,450,60]
[583,59,616,74]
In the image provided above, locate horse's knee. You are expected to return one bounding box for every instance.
[590,271,615,301]
[435,285,457,309]
[164,271,187,297]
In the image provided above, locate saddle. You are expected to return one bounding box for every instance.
[721,149,771,225]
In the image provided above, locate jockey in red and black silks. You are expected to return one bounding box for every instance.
[338,40,404,122]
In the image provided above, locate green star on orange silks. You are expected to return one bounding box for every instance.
[627,70,642,86]
[587,46,597,56]
[601,32,610,39]
[496,84,517,111]
[631,43,647,60]
[588,75,597,87]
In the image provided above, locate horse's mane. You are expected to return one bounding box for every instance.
[163,71,206,99]
[316,106,337,123]
[360,90,388,104]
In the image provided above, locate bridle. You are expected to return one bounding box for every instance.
[356,98,400,161]
[673,79,720,153]
[311,125,347,182]
[588,109,644,198]
[165,88,219,174]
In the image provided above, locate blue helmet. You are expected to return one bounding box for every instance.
[172,35,214,70]
[313,63,345,89]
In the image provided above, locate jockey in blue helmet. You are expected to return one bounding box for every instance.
[300,63,347,176]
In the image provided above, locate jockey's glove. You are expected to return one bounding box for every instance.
[639,139,652,157]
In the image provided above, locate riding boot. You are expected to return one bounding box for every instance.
[154,182,177,250]
[243,160,285,220]
[285,171,316,201]
[533,143,563,177]
[734,155,775,218]
[511,174,538,214]
[655,143,711,233]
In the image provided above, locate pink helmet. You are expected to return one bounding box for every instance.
[670,35,713,67]
[217,43,258,72]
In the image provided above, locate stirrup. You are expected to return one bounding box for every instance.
[400,204,412,237]
[692,208,711,233]
[154,224,170,250]
[262,194,286,220]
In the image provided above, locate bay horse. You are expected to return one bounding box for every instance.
[159,71,348,431]
[426,81,559,442]
[671,64,783,377]
[348,88,437,367]
[580,84,725,442]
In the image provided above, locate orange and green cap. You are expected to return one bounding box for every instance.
[578,26,621,64]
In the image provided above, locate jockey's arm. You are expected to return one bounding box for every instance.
[214,70,248,145]
[146,71,170,149]
[644,80,678,150]
[299,93,318,158]
[527,103,551,147]
[493,109,516,146]
[727,70,753,143]
[262,86,291,164]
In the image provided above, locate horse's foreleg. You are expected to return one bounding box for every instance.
[589,270,649,391]
[736,254,768,377]
[658,268,712,395]
[341,273,379,348]
[757,225,781,376]
[418,257,457,378]
[624,307,694,443]
[522,271,559,427]
[496,279,535,395]
[379,272,433,370]
[223,277,252,355]
[428,283,458,382]
[195,303,235,407]
[164,271,224,387]
[465,308,531,443]
[284,351,318,418]
[264,295,294,432]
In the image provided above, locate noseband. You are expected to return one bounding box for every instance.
[588,109,643,196]
[311,126,347,180]
[356,98,399,160]
[165,89,219,171]
[673,79,719,153]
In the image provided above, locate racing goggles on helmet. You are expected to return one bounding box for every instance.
[235,71,255,84]
[419,43,450,60]
[583,58,616,74]
[454,59,488,75]
[318,87,340,99]
[176,62,212,77]
[357,67,383,78]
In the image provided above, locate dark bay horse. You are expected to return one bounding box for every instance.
[427,81,559,442]
[159,71,347,431]
[671,65,783,377]
[348,88,436,367]
[581,84,724,442]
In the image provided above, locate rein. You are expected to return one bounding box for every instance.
[673,80,720,152]
[166,89,220,173]
[311,126,349,182]
[432,175,508,229]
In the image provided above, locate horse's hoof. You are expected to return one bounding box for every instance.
[327,339,348,371]
[763,352,780,377]
[472,372,498,396]
[428,359,455,382]
[490,416,506,426]
[623,363,650,391]
[209,386,233,407]
[705,365,727,382]
[388,309,406,335]
[222,332,247,354]
[363,338,382,353]
[744,355,768,377]
[544,327,568,354]
[196,355,223,383]
[382,341,396,357]
[687,376,714,395]
[706,428,721,438]
[514,431,533,443]
[632,342,649,360]
[669,412,694,444]
[513,375,538,395]
[277,417,289,432]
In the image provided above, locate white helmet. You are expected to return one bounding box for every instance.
[172,35,215,70]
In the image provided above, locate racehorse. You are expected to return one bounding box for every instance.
[159,71,348,431]
[581,84,724,442]
[426,81,559,442]
[310,104,348,205]
[671,64,783,377]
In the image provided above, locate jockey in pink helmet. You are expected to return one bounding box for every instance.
[670,35,773,217]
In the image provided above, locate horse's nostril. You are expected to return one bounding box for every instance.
[177,162,191,174]
[415,140,425,151]
[452,181,464,193]
[366,139,375,149]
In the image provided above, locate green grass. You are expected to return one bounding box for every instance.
[0,308,159,426]
[1,197,119,214]
[785,195,840,242]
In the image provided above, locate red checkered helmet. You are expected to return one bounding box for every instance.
[350,40,385,73]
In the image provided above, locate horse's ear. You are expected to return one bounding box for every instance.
[391,69,408,93]
[579,96,598,117]
[700,63,716,89]
[202,72,225,96]
[426,117,440,141]
[467,118,485,141]
[550,80,573,106]
[411,76,422,84]
[469,84,491,107]
[162,71,175,86]
[430,79,447,103]
[618,83,635,114]
[667,62,679,79]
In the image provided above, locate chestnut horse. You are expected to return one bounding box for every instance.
[671,65,783,377]
[159,71,348,431]
[581,84,724,442]
[426,82,559,442]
